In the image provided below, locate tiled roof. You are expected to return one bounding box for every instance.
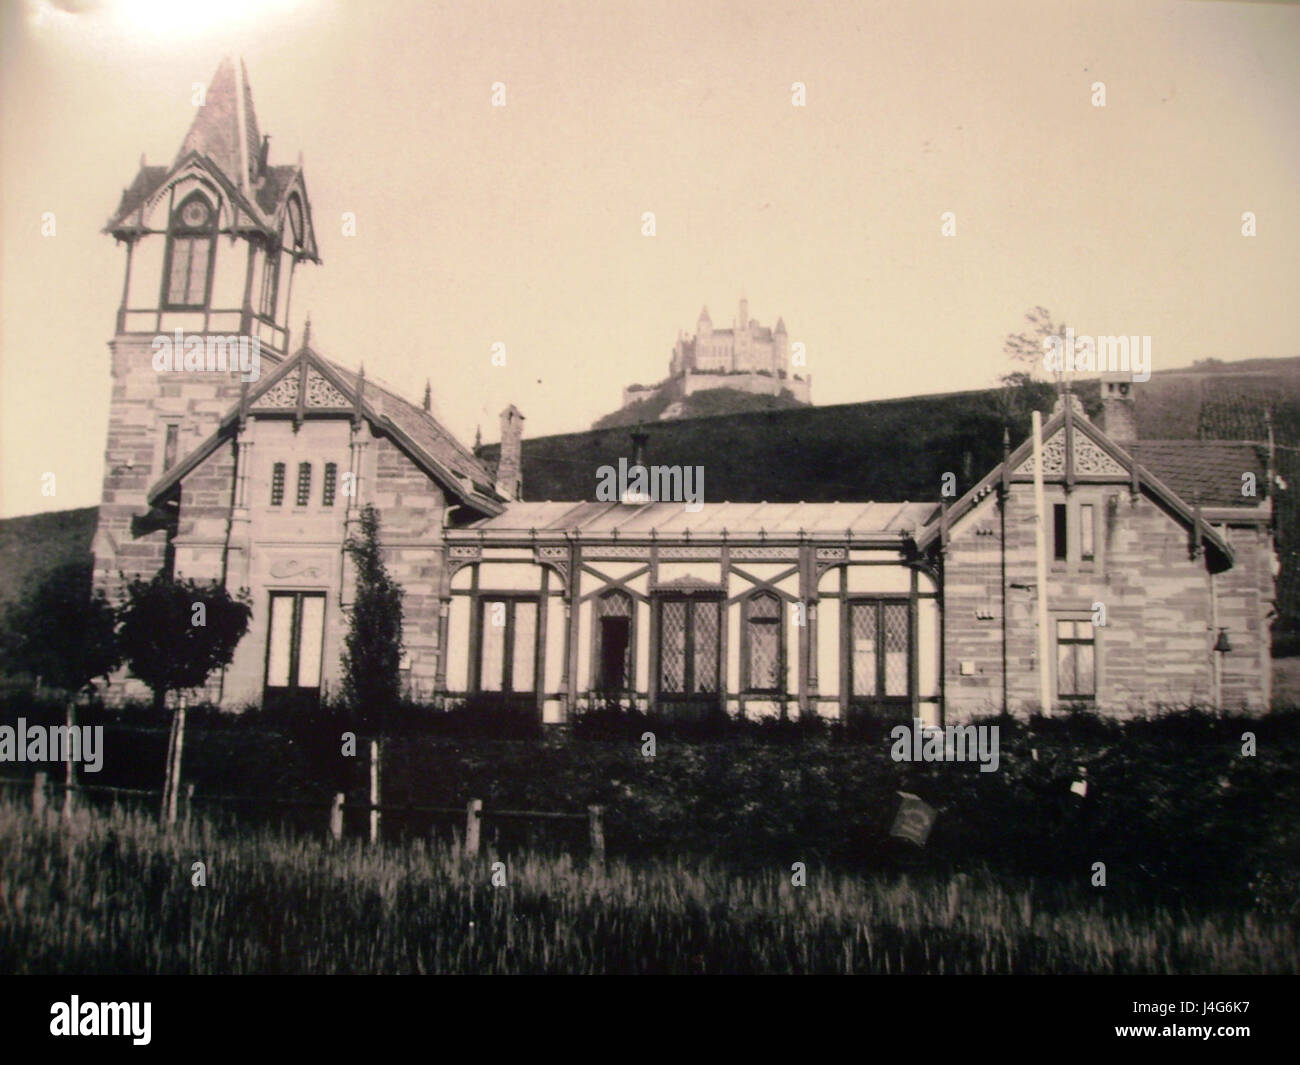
[174,56,260,190]
[108,164,169,226]
[1131,441,1268,508]
[325,361,497,493]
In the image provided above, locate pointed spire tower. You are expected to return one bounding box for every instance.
[93,57,322,600]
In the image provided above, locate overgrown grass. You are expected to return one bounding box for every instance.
[1,796,1294,974]
[4,697,1300,909]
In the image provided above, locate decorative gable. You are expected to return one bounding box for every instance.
[1012,429,1126,476]
[254,375,299,410]
[306,368,349,408]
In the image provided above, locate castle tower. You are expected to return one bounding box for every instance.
[774,316,789,374]
[92,56,319,597]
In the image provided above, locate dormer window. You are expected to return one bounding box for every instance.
[164,192,216,309]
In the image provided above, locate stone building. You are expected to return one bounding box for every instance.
[91,60,1275,718]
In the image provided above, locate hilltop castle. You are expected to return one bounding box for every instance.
[622,297,812,411]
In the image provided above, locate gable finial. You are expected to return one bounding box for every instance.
[423,379,432,413]
[353,363,366,430]
[302,314,312,349]
[474,424,482,450]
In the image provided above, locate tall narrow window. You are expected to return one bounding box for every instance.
[1080,504,1095,562]
[258,246,280,319]
[296,463,312,507]
[595,590,634,693]
[1052,503,1068,561]
[476,598,539,694]
[656,596,720,700]
[744,591,782,692]
[164,193,215,309]
[163,423,179,471]
[322,463,338,507]
[270,462,286,506]
[1056,620,1096,700]
[264,592,326,711]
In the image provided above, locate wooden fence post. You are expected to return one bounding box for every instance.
[464,798,482,857]
[63,700,75,822]
[330,793,344,841]
[588,804,606,865]
[32,771,47,818]
[369,739,381,844]
[166,696,187,826]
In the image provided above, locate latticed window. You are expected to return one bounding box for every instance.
[1057,620,1096,699]
[164,193,215,309]
[322,463,338,507]
[595,590,634,692]
[270,462,285,506]
[296,463,311,506]
[657,596,720,697]
[744,591,782,692]
[848,599,910,700]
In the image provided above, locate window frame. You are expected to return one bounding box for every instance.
[270,462,286,507]
[1054,616,1098,703]
[654,593,722,701]
[473,595,541,696]
[741,590,785,694]
[295,462,312,508]
[322,463,338,507]
[844,595,913,704]
[161,191,217,311]
[591,589,636,695]
[262,591,326,706]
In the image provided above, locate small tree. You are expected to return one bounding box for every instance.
[117,572,251,822]
[1,561,120,697]
[117,572,252,708]
[2,561,120,815]
[341,504,404,726]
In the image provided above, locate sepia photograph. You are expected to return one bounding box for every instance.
[0,0,1297,1038]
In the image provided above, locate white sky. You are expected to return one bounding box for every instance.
[2,0,1298,517]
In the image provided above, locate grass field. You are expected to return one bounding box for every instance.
[0,795,1295,974]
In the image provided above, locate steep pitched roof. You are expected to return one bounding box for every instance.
[174,56,260,191]
[917,405,1239,569]
[103,58,320,261]
[146,344,502,515]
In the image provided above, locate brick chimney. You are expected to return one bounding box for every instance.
[496,404,524,501]
[1098,371,1137,446]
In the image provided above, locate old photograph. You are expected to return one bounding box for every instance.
[0,0,1297,1030]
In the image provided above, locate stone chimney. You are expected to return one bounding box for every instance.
[496,404,524,501]
[1098,371,1137,446]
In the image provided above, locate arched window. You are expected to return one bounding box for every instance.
[743,591,783,693]
[164,191,216,309]
[594,590,634,693]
